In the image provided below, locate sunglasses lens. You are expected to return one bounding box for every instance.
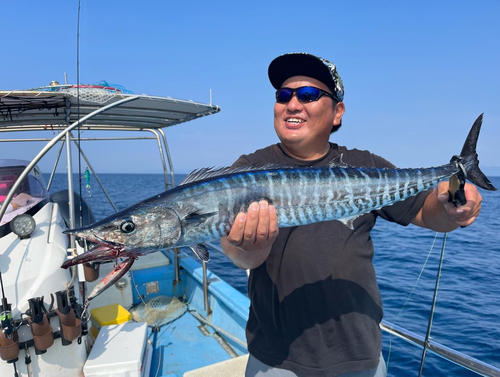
[275,87,329,103]
[296,87,321,102]
[276,88,293,103]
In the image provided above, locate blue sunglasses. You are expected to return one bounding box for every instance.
[275,86,335,103]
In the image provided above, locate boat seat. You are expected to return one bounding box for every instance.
[183,354,249,377]
[50,190,95,227]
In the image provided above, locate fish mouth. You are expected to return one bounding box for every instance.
[63,225,95,238]
[93,234,124,249]
[77,232,125,256]
[62,226,126,268]
[61,236,125,269]
[64,226,123,249]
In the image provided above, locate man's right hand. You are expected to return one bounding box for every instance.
[221,200,279,269]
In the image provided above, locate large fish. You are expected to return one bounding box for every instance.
[63,114,496,301]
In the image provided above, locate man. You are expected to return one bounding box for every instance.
[221,53,482,377]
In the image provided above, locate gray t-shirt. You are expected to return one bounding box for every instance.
[233,143,429,377]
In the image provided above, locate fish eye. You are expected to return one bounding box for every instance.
[120,220,135,234]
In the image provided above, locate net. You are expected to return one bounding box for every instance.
[129,296,187,328]
[29,80,134,104]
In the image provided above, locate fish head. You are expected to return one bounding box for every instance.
[64,207,182,254]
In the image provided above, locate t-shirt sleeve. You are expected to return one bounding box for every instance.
[231,155,251,168]
[376,191,431,226]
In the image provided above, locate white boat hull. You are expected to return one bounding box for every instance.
[0,202,88,376]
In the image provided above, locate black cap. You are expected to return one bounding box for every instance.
[268,52,344,102]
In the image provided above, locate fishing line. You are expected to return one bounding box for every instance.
[130,271,148,308]
[130,271,163,377]
[385,232,439,371]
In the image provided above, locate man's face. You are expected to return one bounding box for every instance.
[273,76,343,158]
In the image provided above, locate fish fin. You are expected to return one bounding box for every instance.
[178,203,218,223]
[178,163,291,186]
[338,215,359,230]
[189,244,210,262]
[457,114,497,191]
[184,211,218,223]
[327,154,351,168]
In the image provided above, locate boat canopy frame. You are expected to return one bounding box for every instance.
[0,89,220,238]
[0,90,220,130]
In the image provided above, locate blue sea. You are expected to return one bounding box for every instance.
[47,173,500,376]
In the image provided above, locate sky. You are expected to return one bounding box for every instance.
[1,1,499,175]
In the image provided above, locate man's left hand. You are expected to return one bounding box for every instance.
[435,181,482,227]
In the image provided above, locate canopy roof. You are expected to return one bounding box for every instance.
[0,89,220,131]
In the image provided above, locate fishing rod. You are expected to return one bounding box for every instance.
[0,269,20,377]
[417,232,447,376]
[76,0,84,231]
[417,169,466,375]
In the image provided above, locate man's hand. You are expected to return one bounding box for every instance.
[413,181,482,231]
[226,200,279,251]
[435,181,482,227]
[222,200,279,269]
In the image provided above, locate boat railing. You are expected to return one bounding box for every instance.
[381,320,500,376]
[202,242,227,315]
[157,128,176,189]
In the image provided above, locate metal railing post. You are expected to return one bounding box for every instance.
[202,260,211,315]
[65,135,75,247]
[173,248,180,284]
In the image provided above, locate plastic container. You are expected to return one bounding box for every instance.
[89,303,132,341]
[83,321,152,377]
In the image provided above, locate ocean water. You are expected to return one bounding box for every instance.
[46,173,500,376]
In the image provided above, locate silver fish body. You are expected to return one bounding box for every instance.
[167,163,456,246]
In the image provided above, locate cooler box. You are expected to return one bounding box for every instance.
[84,321,152,377]
[90,303,132,341]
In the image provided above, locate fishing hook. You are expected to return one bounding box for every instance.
[80,301,91,324]
[448,156,467,207]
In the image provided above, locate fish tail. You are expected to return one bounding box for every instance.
[458,114,497,191]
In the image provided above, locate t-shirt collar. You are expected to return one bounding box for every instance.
[276,143,340,166]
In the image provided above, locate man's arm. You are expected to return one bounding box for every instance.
[412,181,482,231]
[221,200,279,270]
